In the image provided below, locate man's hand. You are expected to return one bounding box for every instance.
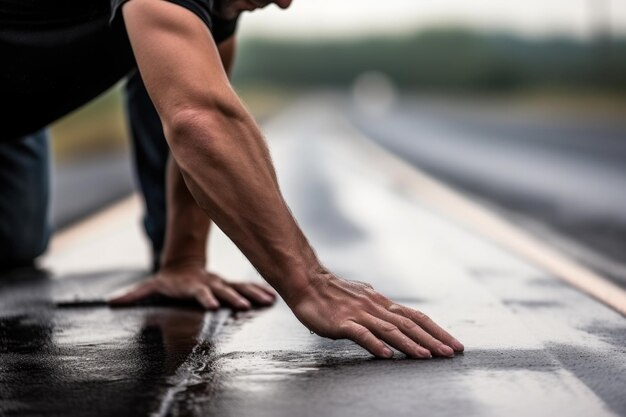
[109,263,276,310]
[288,273,464,359]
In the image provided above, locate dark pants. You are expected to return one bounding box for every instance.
[0,71,168,270]
[0,130,52,268]
[125,71,170,270]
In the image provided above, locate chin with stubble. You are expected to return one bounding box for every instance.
[211,0,291,20]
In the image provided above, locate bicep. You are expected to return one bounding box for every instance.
[121,0,234,125]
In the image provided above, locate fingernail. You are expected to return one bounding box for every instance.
[418,349,432,359]
[439,345,454,357]
[383,348,394,358]
[452,341,465,352]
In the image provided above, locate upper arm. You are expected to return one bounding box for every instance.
[218,36,237,76]
[121,0,236,128]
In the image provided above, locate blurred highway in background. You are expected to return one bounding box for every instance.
[51,152,134,230]
[350,95,626,289]
[49,92,626,292]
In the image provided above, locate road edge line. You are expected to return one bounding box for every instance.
[47,194,140,255]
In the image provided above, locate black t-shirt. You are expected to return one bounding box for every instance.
[0,0,238,141]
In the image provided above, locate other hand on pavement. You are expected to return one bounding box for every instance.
[108,263,276,310]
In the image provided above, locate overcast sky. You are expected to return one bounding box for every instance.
[237,0,626,40]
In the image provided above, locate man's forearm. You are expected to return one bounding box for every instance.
[123,0,322,302]
[160,157,209,267]
[167,102,322,303]
[160,36,237,269]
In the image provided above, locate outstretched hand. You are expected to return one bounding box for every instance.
[108,263,276,310]
[287,272,464,359]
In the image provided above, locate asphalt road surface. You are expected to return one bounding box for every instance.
[1,97,625,417]
[350,96,626,289]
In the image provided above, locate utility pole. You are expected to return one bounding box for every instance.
[588,0,611,41]
[587,0,612,86]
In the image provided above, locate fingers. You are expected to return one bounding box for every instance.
[389,304,464,352]
[378,309,454,357]
[192,286,219,310]
[340,321,394,359]
[360,315,433,358]
[108,281,157,305]
[210,282,252,310]
[231,283,276,306]
[107,271,275,312]
[253,283,277,299]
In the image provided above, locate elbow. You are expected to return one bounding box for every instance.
[163,98,246,162]
[164,106,212,147]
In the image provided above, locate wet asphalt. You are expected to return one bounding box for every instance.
[1,96,625,416]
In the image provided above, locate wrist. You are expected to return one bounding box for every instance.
[278,263,331,309]
[160,254,207,270]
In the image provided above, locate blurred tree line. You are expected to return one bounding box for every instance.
[233,29,626,93]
